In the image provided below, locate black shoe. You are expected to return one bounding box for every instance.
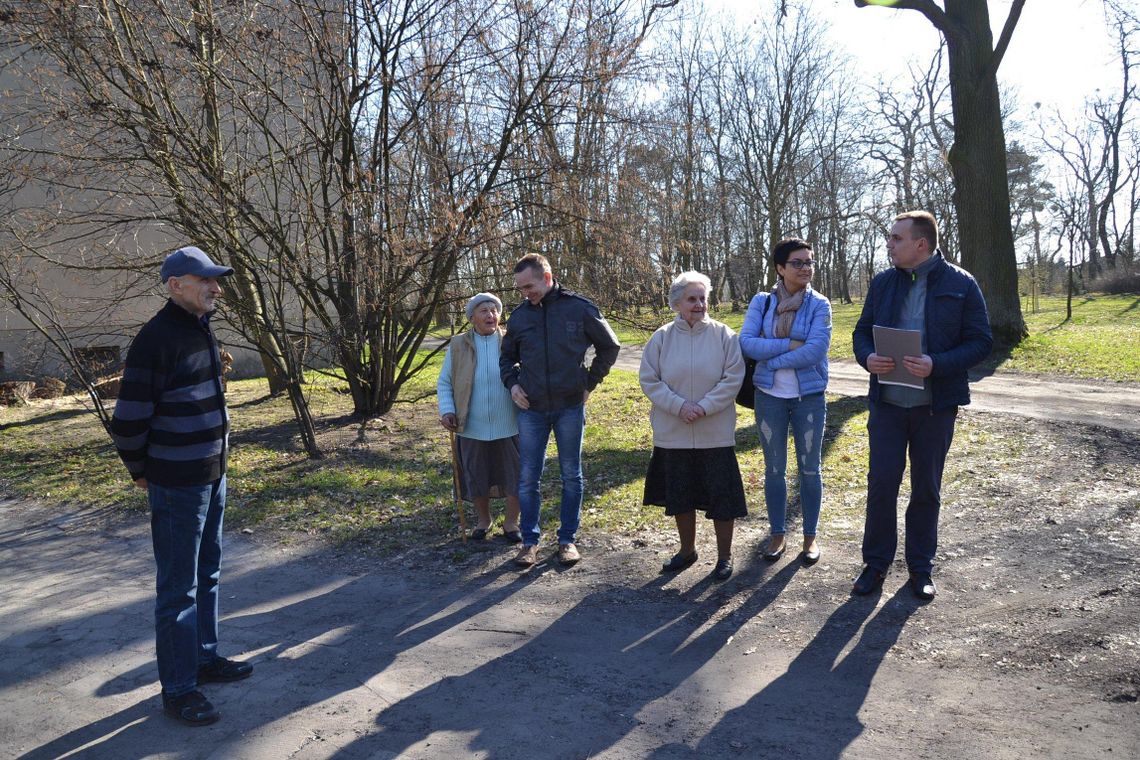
[163,690,219,726]
[909,571,937,601]
[713,557,733,581]
[661,551,698,573]
[501,530,523,544]
[762,539,785,562]
[197,656,253,684]
[852,566,886,596]
[470,527,489,541]
[802,544,821,566]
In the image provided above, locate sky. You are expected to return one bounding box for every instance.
[710,0,1123,116]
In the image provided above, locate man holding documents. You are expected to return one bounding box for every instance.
[852,211,993,600]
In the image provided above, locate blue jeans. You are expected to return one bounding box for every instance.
[148,476,226,697]
[754,391,826,536]
[862,402,957,575]
[517,404,585,546]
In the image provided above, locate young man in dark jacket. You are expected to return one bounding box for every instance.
[110,246,252,726]
[851,211,993,601]
[500,253,621,567]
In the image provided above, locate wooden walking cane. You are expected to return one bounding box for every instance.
[449,431,467,542]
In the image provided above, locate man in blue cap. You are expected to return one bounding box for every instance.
[110,246,252,726]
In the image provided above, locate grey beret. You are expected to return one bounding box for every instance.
[465,292,502,320]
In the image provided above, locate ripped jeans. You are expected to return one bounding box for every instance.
[754,391,826,536]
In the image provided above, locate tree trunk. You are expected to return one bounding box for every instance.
[857,0,1029,344]
[942,3,1026,344]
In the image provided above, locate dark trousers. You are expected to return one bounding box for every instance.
[148,476,226,697]
[862,401,957,575]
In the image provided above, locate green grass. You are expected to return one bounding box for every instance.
[993,294,1140,381]
[0,362,875,554]
[689,293,1140,382]
[2,293,1135,555]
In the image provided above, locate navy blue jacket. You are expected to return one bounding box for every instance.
[110,300,229,486]
[853,253,993,412]
[500,283,621,411]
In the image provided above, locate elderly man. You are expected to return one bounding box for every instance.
[110,246,252,726]
[852,211,993,601]
[500,253,621,567]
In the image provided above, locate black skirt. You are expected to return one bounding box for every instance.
[642,446,748,521]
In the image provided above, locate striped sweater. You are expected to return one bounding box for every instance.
[110,300,229,486]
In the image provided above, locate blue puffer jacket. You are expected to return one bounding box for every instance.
[853,252,993,412]
[739,285,832,396]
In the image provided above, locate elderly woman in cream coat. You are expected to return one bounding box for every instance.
[640,271,747,580]
[438,293,522,542]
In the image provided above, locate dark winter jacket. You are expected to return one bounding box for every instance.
[500,283,621,411]
[853,252,993,412]
[110,300,229,486]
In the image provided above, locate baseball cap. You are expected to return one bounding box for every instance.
[160,246,235,283]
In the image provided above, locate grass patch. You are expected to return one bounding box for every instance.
[718,292,1139,382]
[1,362,884,555]
[2,289,1134,557]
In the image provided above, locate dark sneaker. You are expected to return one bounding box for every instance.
[197,656,253,684]
[163,690,219,726]
[909,571,938,601]
[852,566,886,596]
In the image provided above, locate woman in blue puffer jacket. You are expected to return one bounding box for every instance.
[739,237,832,566]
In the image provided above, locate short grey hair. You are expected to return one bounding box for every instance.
[668,271,712,311]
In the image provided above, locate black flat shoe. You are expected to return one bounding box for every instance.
[909,571,937,601]
[197,656,253,684]
[163,690,219,726]
[713,557,733,581]
[501,530,523,544]
[802,544,821,566]
[470,527,489,541]
[661,551,698,573]
[852,566,886,596]
[762,538,785,562]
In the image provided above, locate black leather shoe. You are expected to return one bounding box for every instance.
[197,656,253,684]
[713,557,733,581]
[852,566,886,596]
[501,530,523,544]
[762,539,785,562]
[802,543,821,566]
[909,572,937,600]
[470,527,489,541]
[661,551,698,573]
[163,690,219,726]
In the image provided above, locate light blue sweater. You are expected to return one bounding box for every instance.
[437,332,519,441]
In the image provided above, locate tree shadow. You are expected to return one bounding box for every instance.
[0,406,91,431]
[967,340,1014,380]
[664,587,920,758]
[10,510,536,759]
[324,559,804,759]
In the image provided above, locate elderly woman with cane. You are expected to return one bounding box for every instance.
[438,293,522,542]
[640,271,747,581]
[740,237,832,566]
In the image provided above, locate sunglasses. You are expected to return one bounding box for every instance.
[786,259,814,270]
